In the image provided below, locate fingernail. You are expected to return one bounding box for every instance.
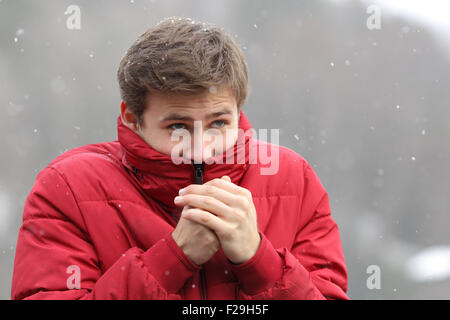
[179,188,186,195]
[174,196,183,203]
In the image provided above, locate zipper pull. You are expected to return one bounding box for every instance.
[193,162,204,185]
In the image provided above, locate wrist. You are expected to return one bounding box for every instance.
[229,232,262,265]
[228,232,283,295]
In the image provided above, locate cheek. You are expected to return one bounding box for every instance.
[224,125,239,149]
[139,128,178,156]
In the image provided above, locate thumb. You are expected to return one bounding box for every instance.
[221,175,231,182]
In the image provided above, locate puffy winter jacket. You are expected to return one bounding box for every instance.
[11,110,348,300]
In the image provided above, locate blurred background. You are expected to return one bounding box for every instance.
[1,0,450,299]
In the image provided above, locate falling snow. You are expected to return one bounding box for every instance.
[2,0,449,301]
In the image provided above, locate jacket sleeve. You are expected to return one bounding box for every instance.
[11,167,200,300]
[230,161,349,300]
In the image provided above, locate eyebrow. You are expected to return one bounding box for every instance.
[160,108,233,122]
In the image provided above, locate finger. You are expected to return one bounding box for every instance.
[178,184,242,208]
[207,177,252,199]
[182,207,227,233]
[174,194,234,219]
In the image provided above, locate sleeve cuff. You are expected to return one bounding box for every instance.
[229,232,283,294]
[142,232,201,294]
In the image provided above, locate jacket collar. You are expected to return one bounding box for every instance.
[117,110,253,215]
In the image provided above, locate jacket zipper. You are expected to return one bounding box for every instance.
[193,162,207,300]
[193,162,204,185]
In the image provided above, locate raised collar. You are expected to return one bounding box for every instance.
[117,110,253,214]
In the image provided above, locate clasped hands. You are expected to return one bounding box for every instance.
[171,176,261,266]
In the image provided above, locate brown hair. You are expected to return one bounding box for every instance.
[117,16,249,126]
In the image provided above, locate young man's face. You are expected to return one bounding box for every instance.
[121,86,240,163]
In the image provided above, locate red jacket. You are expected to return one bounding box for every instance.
[11,110,348,300]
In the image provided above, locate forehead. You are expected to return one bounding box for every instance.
[146,86,237,119]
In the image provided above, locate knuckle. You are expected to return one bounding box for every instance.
[200,212,210,223]
[230,208,241,218]
[234,212,245,224]
[238,196,248,208]
[230,207,246,222]
[186,194,196,202]
[185,208,199,218]
[203,197,213,207]
[204,185,215,196]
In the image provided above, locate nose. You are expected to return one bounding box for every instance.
[192,122,204,163]
[191,121,217,163]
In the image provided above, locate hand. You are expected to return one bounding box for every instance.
[174,176,261,264]
[171,206,220,266]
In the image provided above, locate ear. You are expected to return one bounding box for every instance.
[120,101,140,132]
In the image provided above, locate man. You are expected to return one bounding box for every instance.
[11,17,348,299]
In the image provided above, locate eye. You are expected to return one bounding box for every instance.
[168,123,187,130]
[211,120,227,128]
